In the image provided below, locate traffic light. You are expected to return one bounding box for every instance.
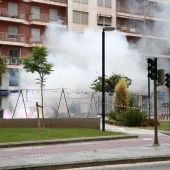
[147,58,157,80]
[165,73,170,88]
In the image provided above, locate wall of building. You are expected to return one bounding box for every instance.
[68,0,116,32]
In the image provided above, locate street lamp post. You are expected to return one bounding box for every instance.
[102,26,115,131]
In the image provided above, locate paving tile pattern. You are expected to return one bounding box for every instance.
[0,134,170,159]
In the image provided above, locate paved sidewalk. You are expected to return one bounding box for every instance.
[0,124,170,170]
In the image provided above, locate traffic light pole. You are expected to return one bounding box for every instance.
[148,77,151,119]
[153,79,159,146]
[169,88,170,127]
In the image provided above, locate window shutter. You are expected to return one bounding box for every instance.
[81,0,88,3]
[98,16,104,25]
[31,6,40,19]
[97,0,103,6]
[105,0,111,7]
[50,9,58,21]
[32,28,40,41]
[8,26,18,39]
[81,12,88,25]
[73,11,80,23]
[8,2,18,17]
[105,17,111,26]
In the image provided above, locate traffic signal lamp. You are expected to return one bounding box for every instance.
[165,73,170,88]
[147,58,157,80]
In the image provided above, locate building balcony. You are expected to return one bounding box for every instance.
[117,25,144,35]
[29,13,67,26]
[0,32,25,46]
[29,36,45,45]
[117,24,170,39]
[24,0,67,6]
[5,57,21,66]
[117,5,170,21]
[0,8,25,22]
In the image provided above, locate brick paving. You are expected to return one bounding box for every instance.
[0,134,169,160]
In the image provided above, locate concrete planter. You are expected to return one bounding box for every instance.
[0,117,100,130]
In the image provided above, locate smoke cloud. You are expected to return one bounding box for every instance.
[30,26,146,93]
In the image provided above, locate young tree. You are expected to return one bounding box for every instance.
[114,78,129,111]
[0,56,6,85]
[90,73,132,93]
[22,45,53,128]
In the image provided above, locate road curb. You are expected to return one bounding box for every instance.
[0,134,138,148]
[2,155,170,170]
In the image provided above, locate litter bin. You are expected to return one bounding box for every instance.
[0,109,3,119]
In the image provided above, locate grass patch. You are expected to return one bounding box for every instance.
[158,121,170,131]
[137,121,170,131]
[0,128,124,143]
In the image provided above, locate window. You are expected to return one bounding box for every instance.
[8,26,18,39]
[9,49,19,58]
[97,15,111,26]
[8,2,18,18]
[50,9,58,21]
[73,0,88,3]
[97,0,111,7]
[9,69,19,86]
[73,11,88,25]
[31,28,40,41]
[31,6,40,20]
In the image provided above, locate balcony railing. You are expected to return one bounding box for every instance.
[0,8,25,20]
[117,5,170,21]
[0,32,25,43]
[117,25,144,35]
[117,24,170,38]
[5,57,21,65]
[52,0,66,3]
[29,13,67,25]
[29,0,67,4]
[29,36,45,44]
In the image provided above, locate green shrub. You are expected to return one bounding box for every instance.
[108,110,122,126]
[108,110,117,120]
[120,108,147,127]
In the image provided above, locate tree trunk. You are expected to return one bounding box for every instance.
[41,80,45,129]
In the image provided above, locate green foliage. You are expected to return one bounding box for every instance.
[90,73,132,93]
[114,78,129,111]
[121,108,147,127]
[22,45,53,87]
[22,45,53,78]
[0,55,6,84]
[108,108,147,127]
[108,110,123,126]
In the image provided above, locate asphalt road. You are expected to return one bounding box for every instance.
[68,161,170,170]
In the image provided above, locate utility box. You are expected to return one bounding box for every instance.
[157,69,165,85]
[0,109,3,119]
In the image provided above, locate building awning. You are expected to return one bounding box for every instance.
[0,90,19,96]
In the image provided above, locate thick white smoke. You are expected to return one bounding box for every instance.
[35,26,147,93]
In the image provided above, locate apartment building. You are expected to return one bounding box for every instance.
[0,0,67,110]
[116,0,170,108]
[68,0,170,109]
